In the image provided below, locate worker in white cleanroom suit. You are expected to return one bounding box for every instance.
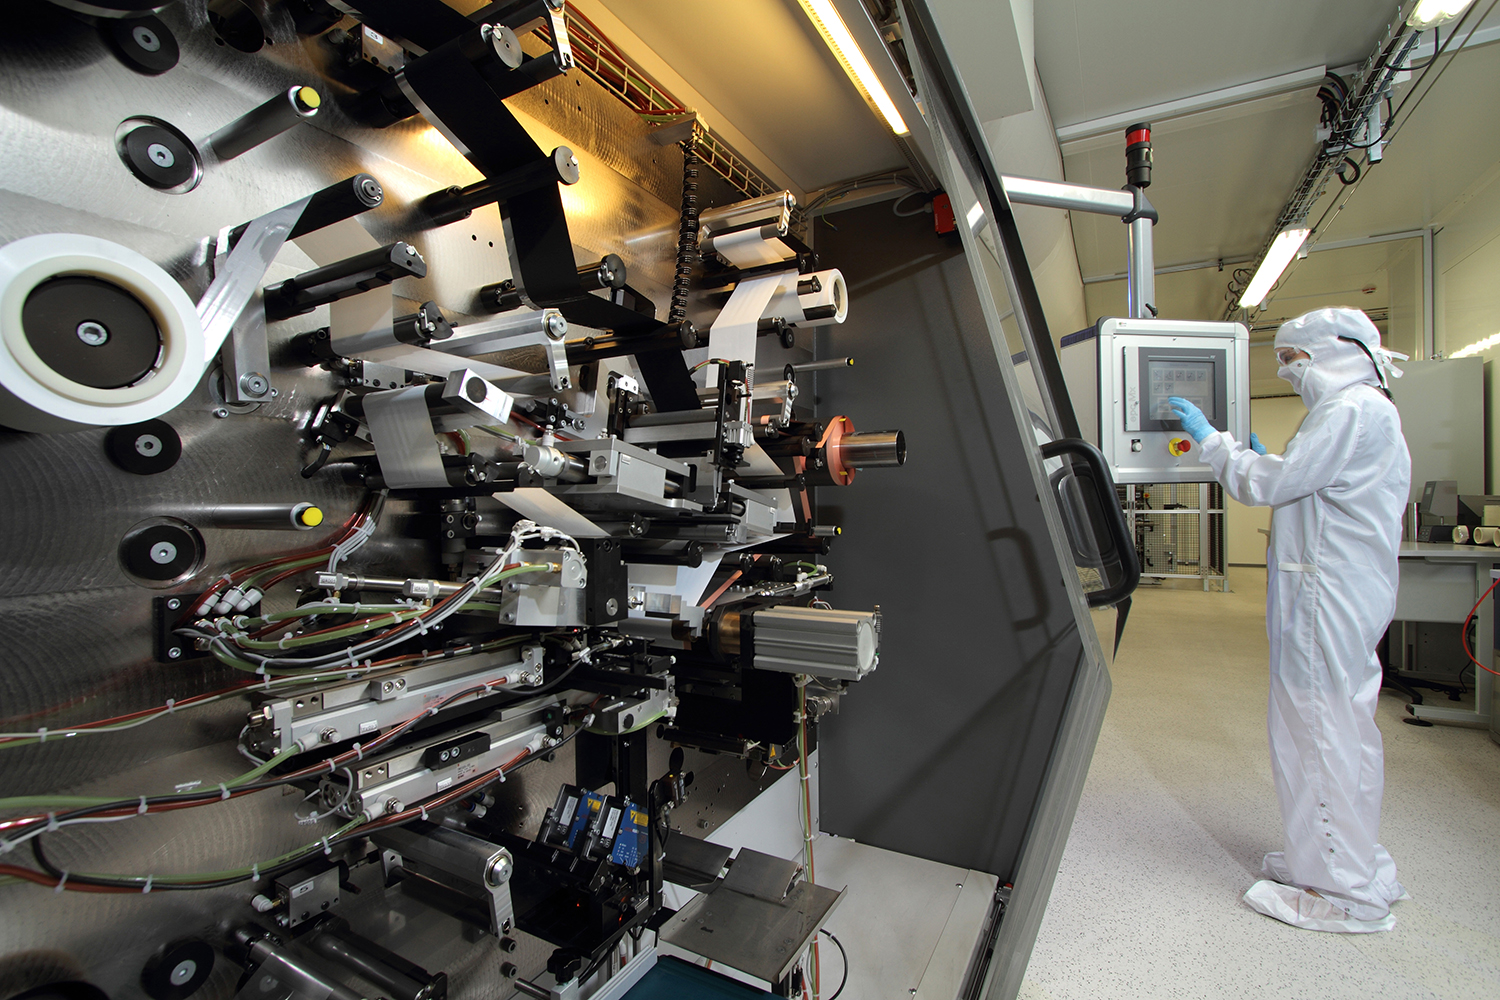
[1168,307,1411,933]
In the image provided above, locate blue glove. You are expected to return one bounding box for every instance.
[1249,432,1267,456]
[1167,396,1212,442]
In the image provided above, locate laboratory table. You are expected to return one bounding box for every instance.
[1394,542,1497,738]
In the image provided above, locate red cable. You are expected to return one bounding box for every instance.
[1460,576,1500,677]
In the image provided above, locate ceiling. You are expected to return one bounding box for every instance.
[1035,0,1500,323]
[593,0,909,193]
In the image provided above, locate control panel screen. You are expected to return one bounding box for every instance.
[1147,361,1215,421]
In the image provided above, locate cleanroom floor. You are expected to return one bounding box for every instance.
[1020,567,1500,1000]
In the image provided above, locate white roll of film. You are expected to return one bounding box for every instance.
[766,267,847,327]
[1454,524,1470,544]
[0,233,204,432]
[1473,526,1496,546]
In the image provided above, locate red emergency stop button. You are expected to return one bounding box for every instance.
[1169,438,1192,456]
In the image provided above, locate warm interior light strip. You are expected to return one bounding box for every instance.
[1239,228,1310,309]
[797,0,910,136]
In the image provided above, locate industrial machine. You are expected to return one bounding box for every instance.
[0,3,1134,1000]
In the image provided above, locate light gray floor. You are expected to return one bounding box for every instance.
[1019,568,1500,1000]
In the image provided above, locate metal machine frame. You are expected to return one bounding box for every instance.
[0,3,1139,1000]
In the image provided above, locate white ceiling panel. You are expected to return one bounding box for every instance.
[1062,100,1321,278]
[1033,0,1395,127]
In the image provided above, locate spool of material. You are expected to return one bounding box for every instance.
[765,267,847,327]
[1473,526,1497,546]
[1453,524,1470,544]
[0,233,204,433]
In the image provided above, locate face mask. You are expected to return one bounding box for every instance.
[1278,359,1310,394]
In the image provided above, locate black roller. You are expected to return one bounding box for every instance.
[101,16,179,75]
[141,939,215,1000]
[23,276,161,389]
[105,419,182,476]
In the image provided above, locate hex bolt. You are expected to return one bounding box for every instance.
[384,797,403,815]
[485,851,514,886]
[213,407,230,418]
[239,372,271,398]
[321,728,340,744]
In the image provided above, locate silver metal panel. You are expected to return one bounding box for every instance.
[0,6,709,998]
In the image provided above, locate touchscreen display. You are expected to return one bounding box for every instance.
[1148,360,1215,421]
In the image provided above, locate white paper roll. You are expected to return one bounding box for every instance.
[765,268,847,327]
[1454,524,1470,544]
[0,233,204,432]
[706,226,795,269]
[1474,526,1496,546]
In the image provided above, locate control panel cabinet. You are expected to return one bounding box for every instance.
[1090,318,1250,484]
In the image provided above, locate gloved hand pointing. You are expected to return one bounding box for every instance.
[1250,432,1267,456]
[1168,397,1212,442]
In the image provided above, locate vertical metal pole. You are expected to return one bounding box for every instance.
[1127,216,1155,319]
[1200,482,1210,592]
[1422,227,1435,358]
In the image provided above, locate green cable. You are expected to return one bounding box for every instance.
[788,561,821,573]
[69,818,365,886]
[0,794,118,811]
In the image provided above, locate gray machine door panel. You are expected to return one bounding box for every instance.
[815,202,1101,882]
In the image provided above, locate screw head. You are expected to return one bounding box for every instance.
[239,372,270,398]
[166,598,181,610]
[146,142,175,168]
[76,321,109,346]
[135,433,163,457]
[545,313,567,339]
[212,407,229,419]
[149,541,178,564]
[167,647,183,660]
[486,851,514,885]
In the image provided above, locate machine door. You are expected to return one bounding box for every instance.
[816,4,1136,999]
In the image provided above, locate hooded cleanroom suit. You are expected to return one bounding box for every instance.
[1197,308,1411,927]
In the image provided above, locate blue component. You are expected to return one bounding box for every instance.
[622,956,772,998]
[564,791,604,849]
[609,800,646,868]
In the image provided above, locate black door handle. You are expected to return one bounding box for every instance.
[1040,437,1141,609]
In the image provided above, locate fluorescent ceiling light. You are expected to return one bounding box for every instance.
[1408,0,1475,29]
[1449,331,1500,358]
[1239,228,1310,309]
[796,0,910,136]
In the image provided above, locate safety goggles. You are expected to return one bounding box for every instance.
[1275,347,1310,366]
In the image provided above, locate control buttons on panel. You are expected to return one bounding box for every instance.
[1168,438,1192,457]
[1130,439,1142,452]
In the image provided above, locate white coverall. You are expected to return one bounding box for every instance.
[1198,308,1411,929]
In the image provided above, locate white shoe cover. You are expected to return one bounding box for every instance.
[1242,880,1396,933]
[1260,852,1412,904]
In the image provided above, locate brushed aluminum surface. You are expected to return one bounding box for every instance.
[0,6,778,1000]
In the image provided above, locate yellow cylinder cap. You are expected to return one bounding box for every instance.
[296,86,322,111]
[299,505,325,527]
